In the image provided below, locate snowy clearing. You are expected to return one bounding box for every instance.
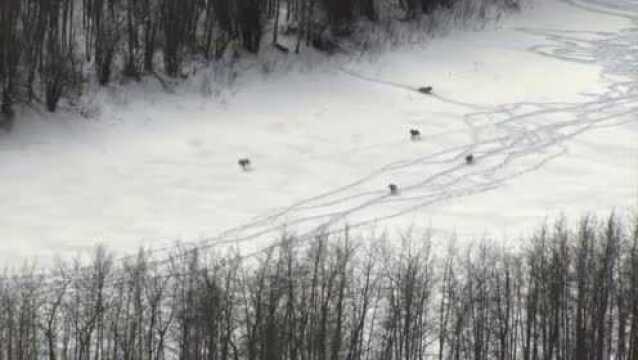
[0,0,636,266]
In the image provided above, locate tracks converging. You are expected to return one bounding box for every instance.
[187,0,638,257]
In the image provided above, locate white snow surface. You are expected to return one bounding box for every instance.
[1,0,636,266]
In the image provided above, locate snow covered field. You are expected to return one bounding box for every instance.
[0,0,636,266]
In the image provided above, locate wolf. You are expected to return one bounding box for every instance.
[238,158,251,171]
[410,129,421,141]
[418,86,433,94]
[465,154,474,165]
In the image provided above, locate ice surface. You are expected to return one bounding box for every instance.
[0,0,636,266]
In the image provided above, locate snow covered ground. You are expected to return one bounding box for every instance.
[0,0,636,266]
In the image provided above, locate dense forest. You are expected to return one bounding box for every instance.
[0,0,521,125]
[0,214,636,359]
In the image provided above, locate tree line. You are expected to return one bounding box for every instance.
[0,0,521,123]
[0,214,636,360]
